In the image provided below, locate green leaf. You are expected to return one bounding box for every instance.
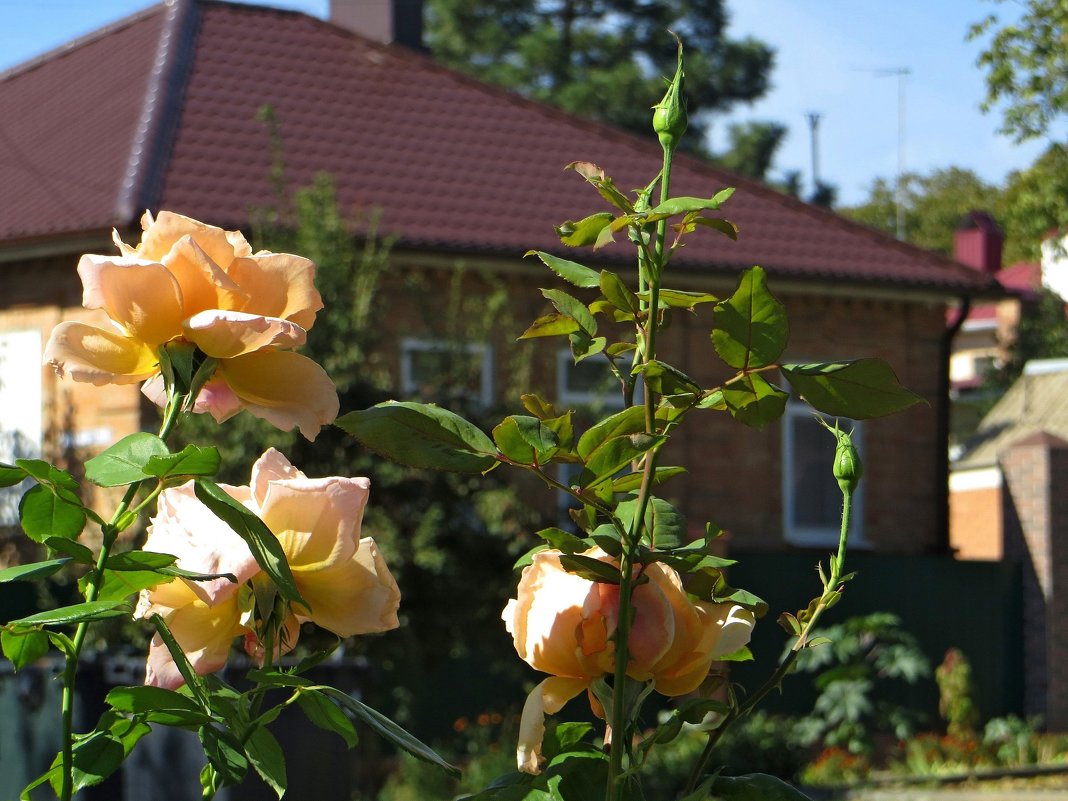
[0,558,70,583]
[576,406,663,483]
[19,484,86,542]
[781,359,925,419]
[0,462,26,487]
[1,629,49,670]
[577,407,645,459]
[320,687,460,777]
[617,497,686,549]
[84,432,169,487]
[611,466,686,492]
[542,721,595,760]
[565,161,634,213]
[688,216,739,240]
[520,393,562,420]
[567,330,606,363]
[524,251,600,288]
[543,288,597,335]
[45,537,95,563]
[648,188,735,217]
[16,459,78,490]
[10,600,130,628]
[105,551,176,571]
[722,373,788,430]
[245,726,288,799]
[85,569,174,602]
[638,360,700,396]
[62,731,125,792]
[558,553,620,584]
[638,288,718,309]
[599,270,639,315]
[555,212,614,248]
[718,646,754,662]
[336,401,498,474]
[106,686,212,727]
[519,312,582,340]
[297,690,358,748]
[199,726,248,786]
[144,444,221,480]
[712,266,788,370]
[194,480,307,610]
[534,527,588,554]
[493,416,560,465]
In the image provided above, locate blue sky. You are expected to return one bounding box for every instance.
[0,0,1050,206]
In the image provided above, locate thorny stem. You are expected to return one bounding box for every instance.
[683,479,856,794]
[59,396,185,801]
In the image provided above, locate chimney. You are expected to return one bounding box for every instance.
[329,0,425,51]
[954,210,1003,273]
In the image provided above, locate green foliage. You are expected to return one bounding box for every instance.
[716,121,788,181]
[935,647,979,738]
[424,0,774,155]
[988,286,1068,393]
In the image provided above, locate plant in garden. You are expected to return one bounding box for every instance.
[338,41,922,800]
[0,213,455,800]
[936,648,978,739]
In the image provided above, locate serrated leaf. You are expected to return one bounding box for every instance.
[611,466,686,492]
[559,554,620,584]
[599,270,639,315]
[85,569,174,602]
[687,216,739,239]
[19,484,86,542]
[1,629,49,670]
[0,558,70,583]
[199,726,248,786]
[298,691,358,748]
[638,360,700,396]
[718,646,754,662]
[648,188,735,217]
[16,459,78,490]
[568,330,606,362]
[721,373,788,430]
[106,686,212,727]
[543,288,597,335]
[712,266,788,370]
[519,312,582,340]
[194,480,306,610]
[555,212,614,248]
[46,537,94,563]
[524,250,601,288]
[566,162,634,212]
[84,432,169,487]
[534,527,588,553]
[577,407,646,459]
[336,401,498,474]
[9,600,130,628]
[144,444,221,480]
[637,288,718,309]
[493,416,560,465]
[520,393,561,420]
[245,726,287,798]
[0,462,26,487]
[781,359,924,419]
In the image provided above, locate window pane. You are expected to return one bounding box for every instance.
[790,415,841,528]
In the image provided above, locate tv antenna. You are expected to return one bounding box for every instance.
[858,67,910,240]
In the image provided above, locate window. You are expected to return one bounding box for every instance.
[781,399,866,548]
[0,330,42,525]
[400,338,493,407]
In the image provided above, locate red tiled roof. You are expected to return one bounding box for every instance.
[0,0,1000,296]
[997,261,1041,298]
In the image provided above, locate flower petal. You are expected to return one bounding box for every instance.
[250,448,306,509]
[44,321,158,385]
[161,235,248,317]
[183,310,306,359]
[218,350,339,440]
[138,210,251,268]
[143,592,245,689]
[710,604,756,659]
[78,255,185,345]
[227,253,323,331]
[257,475,369,571]
[294,537,400,637]
[516,677,590,774]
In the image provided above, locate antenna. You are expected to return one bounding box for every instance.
[806,111,822,197]
[857,67,911,240]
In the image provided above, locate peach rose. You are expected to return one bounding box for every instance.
[502,548,755,773]
[43,211,338,439]
[137,448,400,688]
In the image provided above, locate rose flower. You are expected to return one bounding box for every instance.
[44,211,338,439]
[137,448,400,689]
[502,548,755,773]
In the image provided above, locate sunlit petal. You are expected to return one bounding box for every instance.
[183,310,306,358]
[78,255,184,345]
[218,350,339,440]
[249,448,306,509]
[138,210,251,267]
[143,592,245,689]
[162,235,248,316]
[259,475,368,570]
[227,253,323,331]
[516,677,589,774]
[44,321,158,385]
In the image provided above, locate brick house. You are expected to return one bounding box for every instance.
[0,0,1000,564]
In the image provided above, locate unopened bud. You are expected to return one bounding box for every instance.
[652,37,687,151]
[828,424,862,494]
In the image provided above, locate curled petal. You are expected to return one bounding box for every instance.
[227,253,323,331]
[143,587,246,689]
[78,255,184,345]
[138,210,251,268]
[258,475,370,571]
[162,235,248,317]
[294,537,400,637]
[183,309,306,359]
[710,604,757,659]
[218,350,339,440]
[250,448,306,509]
[44,321,158,385]
[516,677,590,774]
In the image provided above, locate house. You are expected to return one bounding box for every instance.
[0,0,1001,559]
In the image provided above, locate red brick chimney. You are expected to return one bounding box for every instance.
[329,0,425,51]
[954,210,1003,273]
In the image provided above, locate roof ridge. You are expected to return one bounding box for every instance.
[115,0,201,227]
[0,3,164,84]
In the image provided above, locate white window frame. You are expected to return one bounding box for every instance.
[399,338,493,407]
[780,398,867,548]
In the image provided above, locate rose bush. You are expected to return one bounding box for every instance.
[136,448,401,689]
[43,210,338,439]
[502,548,756,773]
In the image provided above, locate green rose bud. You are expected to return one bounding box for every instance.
[827,422,862,494]
[652,37,687,151]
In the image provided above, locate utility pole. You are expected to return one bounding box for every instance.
[806,111,821,197]
[860,67,910,240]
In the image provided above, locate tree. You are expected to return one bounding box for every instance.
[424,0,775,156]
[998,144,1068,263]
[988,286,1068,392]
[841,168,997,255]
[969,0,1068,143]
[716,120,787,180]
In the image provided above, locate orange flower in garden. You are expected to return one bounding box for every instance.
[43,211,338,439]
[136,448,401,689]
[502,548,755,773]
